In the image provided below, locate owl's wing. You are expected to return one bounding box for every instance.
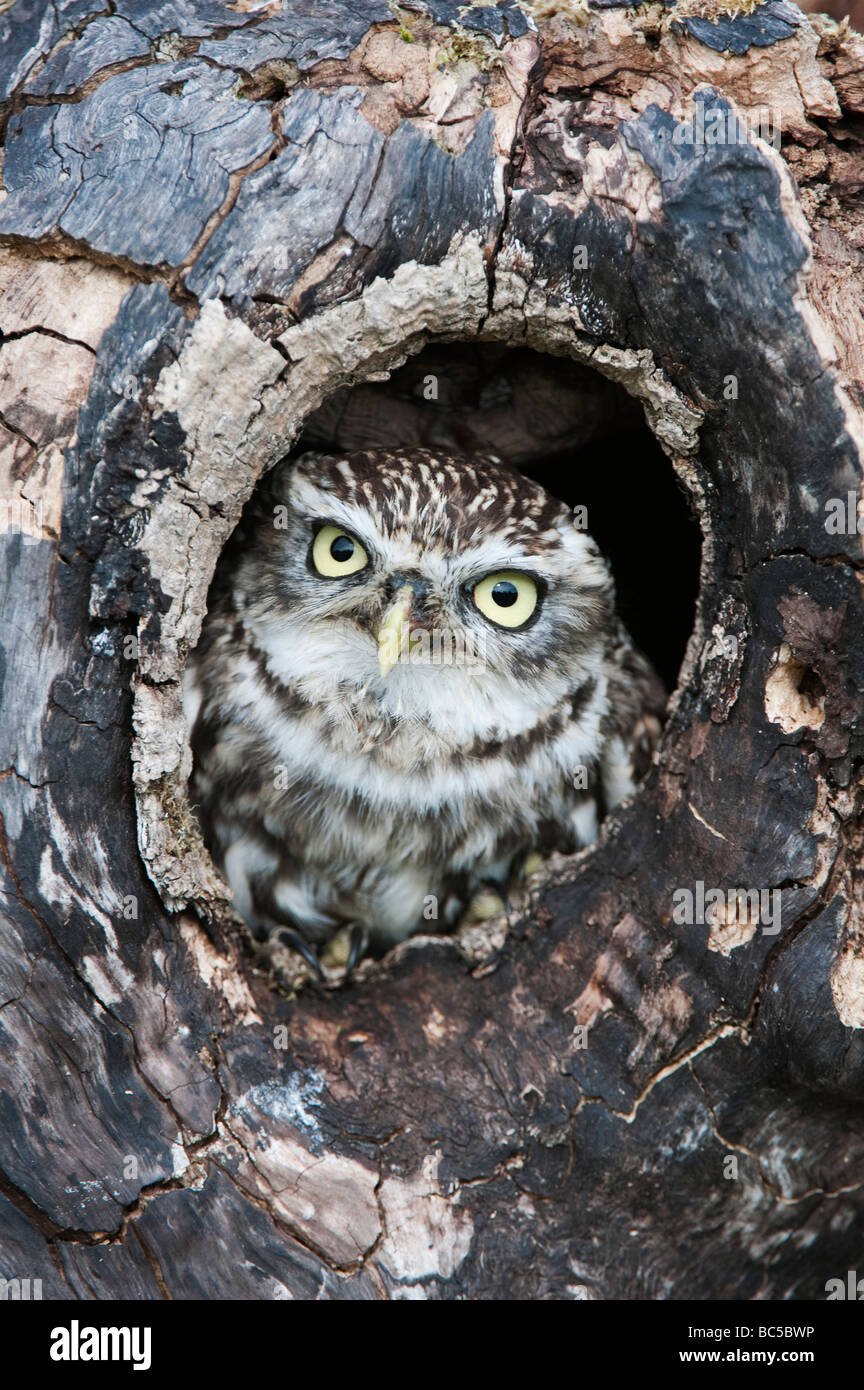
[598,621,667,812]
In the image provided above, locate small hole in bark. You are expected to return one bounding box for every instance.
[765,643,826,733]
[237,60,300,101]
[797,665,826,705]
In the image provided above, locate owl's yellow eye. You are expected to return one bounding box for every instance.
[473,572,539,628]
[312,525,368,578]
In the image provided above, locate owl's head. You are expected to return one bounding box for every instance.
[234,449,615,715]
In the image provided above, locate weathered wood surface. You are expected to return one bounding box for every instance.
[0,0,863,1299]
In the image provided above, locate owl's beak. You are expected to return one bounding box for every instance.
[377,584,414,677]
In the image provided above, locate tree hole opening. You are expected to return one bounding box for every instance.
[177,337,705,979]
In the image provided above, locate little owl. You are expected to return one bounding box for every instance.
[184,449,664,975]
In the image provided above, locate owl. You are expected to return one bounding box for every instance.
[184,448,665,977]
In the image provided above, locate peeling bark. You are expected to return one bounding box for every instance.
[1,0,863,1301]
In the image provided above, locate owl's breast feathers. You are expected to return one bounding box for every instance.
[186,605,662,948]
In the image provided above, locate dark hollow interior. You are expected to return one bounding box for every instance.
[297,343,701,690]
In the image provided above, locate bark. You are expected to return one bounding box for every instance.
[0,0,863,1301]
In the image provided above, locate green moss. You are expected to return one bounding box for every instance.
[388,0,421,41]
[152,773,202,860]
[436,28,502,72]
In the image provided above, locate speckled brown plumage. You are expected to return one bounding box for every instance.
[184,448,665,963]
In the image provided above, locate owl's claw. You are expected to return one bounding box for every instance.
[318,921,366,978]
[277,927,325,981]
[345,923,368,978]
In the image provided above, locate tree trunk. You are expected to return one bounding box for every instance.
[1,0,863,1301]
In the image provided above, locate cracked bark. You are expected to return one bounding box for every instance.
[0,0,863,1301]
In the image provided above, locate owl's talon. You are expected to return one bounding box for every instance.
[317,923,367,980]
[277,927,325,981]
[345,923,367,978]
